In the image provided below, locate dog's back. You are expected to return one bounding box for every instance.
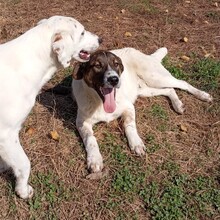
[111,47,170,90]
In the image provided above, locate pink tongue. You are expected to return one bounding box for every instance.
[79,51,90,60]
[102,88,116,113]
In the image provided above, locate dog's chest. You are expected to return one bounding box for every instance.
[94,109,121,124]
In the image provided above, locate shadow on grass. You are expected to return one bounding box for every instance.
[37,75,78,133]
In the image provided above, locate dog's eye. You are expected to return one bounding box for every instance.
[94,63,102,69]
[114,62,119,67]
[81,31,85,36]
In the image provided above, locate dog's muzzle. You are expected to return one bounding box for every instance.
[107,76,119,87]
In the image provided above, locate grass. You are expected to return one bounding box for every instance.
[162,57,188,81]
[140,175,220,220]
[150,104,168,121]
[145,134,162,154]
[118,0,157,14]
[27,171,72,219]
[1,1,220,218]
[163,57,220,91]
[190,58,220,91]
[0,55,219,220]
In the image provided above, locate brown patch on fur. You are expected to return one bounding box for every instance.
[73,50,124,102]
[122,110,135,126]
[53,33,62,42]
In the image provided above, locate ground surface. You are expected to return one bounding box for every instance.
[0,0,219,219]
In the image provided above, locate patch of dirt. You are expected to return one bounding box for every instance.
[0,0,219,219]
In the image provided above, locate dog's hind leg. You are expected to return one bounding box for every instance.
[0,131,33,199]
[138,86,185,114]
[147,73,213,102]
[122,103,146,156]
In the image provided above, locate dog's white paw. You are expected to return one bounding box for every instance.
[130,141,146,156]
[87,153,103,173]
[16,184,34,199]
[199,92,213,102]
[173,100,185,114]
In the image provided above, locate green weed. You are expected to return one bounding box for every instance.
[112,167,137,193]
[151,104,168,121]
[28,171,71,219]
[140,175,220,220]
[145,134,161,154]
[163,58,188,80]
[111,145,128,165]
[161,161,180,177]
[7,183,18,216]
[190,58,220,91]
[206,11,220,22]
[112,166,147,193]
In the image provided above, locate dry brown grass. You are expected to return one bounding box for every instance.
[0,0,219,219]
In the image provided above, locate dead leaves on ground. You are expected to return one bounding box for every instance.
[26,126,60,142]
[49,130,60,141]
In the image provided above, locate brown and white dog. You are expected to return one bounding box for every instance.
[72,47,212,173]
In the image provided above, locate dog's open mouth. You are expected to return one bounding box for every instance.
[100,87,116,113]
[79,50,90,60]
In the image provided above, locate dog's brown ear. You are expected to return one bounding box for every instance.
[52,32,74,68]
[117,57,124,74]
[72,63,87,80]
[119,62,124,74]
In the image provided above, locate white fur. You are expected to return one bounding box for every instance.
[72,47,212,173]
[0,15,100,198]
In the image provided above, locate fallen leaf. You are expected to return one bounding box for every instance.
[200,46,213,58]
[50,130,60,141]
[181,55,190,61]
[214,2,218,7]
[204,53,211,58]
[26,127,35,135]
[120,9,125,13]
[180,124,187,132]
[124,31,132,37]
[183,37,188,43]
[165,9,169,13]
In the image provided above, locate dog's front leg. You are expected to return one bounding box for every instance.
[76,119,103,173]
[0,131,33,199]
[122,105,146,156]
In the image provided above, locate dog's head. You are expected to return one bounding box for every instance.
[73,50,124,113]
[39,16,102,67]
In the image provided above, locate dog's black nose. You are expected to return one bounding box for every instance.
[108,76,119,86]
[98,37,103,44]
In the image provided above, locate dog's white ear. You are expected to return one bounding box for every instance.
[52,32,74,68]
[37,18,47,25]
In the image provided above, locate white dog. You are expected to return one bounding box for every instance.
[72,47,212,173]
[0,15,101,199]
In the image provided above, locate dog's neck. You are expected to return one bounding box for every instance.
[0,25,63,99]
[81,79,102,105]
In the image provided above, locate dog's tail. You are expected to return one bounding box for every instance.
[150,47,167,62]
